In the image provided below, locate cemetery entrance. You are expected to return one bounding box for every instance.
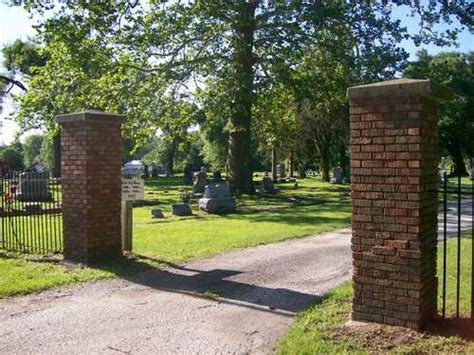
[0,171,63,254]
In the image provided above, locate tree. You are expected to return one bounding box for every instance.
[404,50,474,176]
[38,136,54,170]
[0,145,24,171]
[2,39,48,76]
[7,0,472,192]
[22,134,44,168]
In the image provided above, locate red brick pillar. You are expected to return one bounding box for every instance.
[55,111,125,264]
[347,79,452,329]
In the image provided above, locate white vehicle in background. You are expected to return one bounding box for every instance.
[123,160,145,178]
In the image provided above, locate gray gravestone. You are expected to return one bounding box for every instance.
[193,171,208,194]
[151,209,164,218]
[262,177,280,193]
[199,183,236,214]
[276,163,285,178]
[171,204,192,216]
[330,166,344,184]
[17,172,52,202]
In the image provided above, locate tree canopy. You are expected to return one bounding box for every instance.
[405,50,474,175]
[3,0,473,189]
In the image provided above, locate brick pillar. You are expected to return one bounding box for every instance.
[347,79,452,329]
[55,111,125,264]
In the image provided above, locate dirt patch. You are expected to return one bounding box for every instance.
[316,298,471,354]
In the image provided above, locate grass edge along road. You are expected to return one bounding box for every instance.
[277,234,473,354]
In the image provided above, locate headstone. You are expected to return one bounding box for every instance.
[17,172,52,202]
[276,163,285,178]
[212,171,223,182]
[193,171,207,194]
[469,157,474,180]
[199,183,236,214]
[330,166,344,184]
[262,177,280,193]
[183,168,193,185]
[24,202,42,215]
[171,203,192,216]
[204,183,231,198]
[151,209,164,219]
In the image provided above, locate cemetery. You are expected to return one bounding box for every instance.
[0,1,473,354]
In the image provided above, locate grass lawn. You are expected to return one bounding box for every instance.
[277,233,474,354]
[439,234,473,316]
[133,176,351,262]
[0,176,351,297]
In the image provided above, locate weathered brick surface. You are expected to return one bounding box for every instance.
[347,80,451,329]
[55,111,125,264]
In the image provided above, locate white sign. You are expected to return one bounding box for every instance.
[122,178,144,201]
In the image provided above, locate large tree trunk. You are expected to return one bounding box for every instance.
[298,161,306,179]
[315,139,331,182]
[320,146,330,182]
[165,137,178,176]
[448,143,468,176]
[288,150,294,178]
[271,147,277,182]
[339,146,348,179]
[227,1,257,194]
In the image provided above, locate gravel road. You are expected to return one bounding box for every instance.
[0,229,353,355]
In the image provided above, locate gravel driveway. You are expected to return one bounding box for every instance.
[1,200,471,355]
[0,229,352,354]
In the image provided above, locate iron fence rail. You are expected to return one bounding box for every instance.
[0,171,63,254]
[440,172,473,320]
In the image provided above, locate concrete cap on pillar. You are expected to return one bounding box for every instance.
[54,110,125,124]
[347,79,454,101]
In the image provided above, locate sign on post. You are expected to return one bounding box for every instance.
[121,177,144,252]
[122,178,144,201]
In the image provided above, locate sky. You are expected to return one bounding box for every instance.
[0,2,473,145]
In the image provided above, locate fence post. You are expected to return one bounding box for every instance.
[348,79,452,329]
[55,111,125,264]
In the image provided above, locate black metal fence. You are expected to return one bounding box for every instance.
[0,171,63,254]
[440,172,474,320]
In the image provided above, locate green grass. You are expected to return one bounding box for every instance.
[0,251,107,297]
[0,176,351,297]
[133,177,350,262]
[0,250,163,297]
[277,232,474,354]
[441,176,472,203]
[438,234,473,317]
[277,281,473,354]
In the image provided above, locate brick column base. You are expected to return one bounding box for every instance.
[347,79,452,329]
[55,111,125,264]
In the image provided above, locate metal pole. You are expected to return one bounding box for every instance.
[121,200,133,252]
[471,174,473,320]
[456,174,461,318]
[443,172,447,319]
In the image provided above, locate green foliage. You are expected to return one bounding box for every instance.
[5,0,472,189]
[405,50,474,175]
[38,136,54,170]
[2,39,48,76]
[22,134,43,168]
[0,145,24,171]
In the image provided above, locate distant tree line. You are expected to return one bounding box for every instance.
[0,134,53,172]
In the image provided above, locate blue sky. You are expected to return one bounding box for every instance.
[0,2,473,144]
